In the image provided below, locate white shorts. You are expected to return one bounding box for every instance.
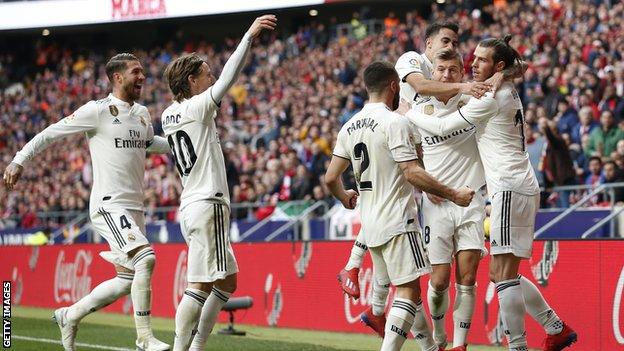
[180,200,239,283]
[489,191,539,258]
[369,232,431,286]
[421,190,487,264]
[90,207,149,270]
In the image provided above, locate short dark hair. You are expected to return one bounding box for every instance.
[604,161,616,168]
[105,53,139,81]
[363,61,398,94]
[165,53,205,102]
[478,35,522,70]
[434,48,463,66]
[425,21,459,40]
[589,156,602,164]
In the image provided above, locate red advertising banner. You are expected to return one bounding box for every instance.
[1,240,622,349]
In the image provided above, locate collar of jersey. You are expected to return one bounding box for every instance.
[363,102,390,111]
[430,93,463,108]
[108,93,133,108]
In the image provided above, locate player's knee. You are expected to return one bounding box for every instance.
[429,275,450,292]
[131,246,156,272]
[458,272,477,286]
[216,274,237,293]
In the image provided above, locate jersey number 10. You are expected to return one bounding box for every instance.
[168,131,197,176]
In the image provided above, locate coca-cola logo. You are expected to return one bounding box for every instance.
[294,242,312,279]
[531,241,558,287]
[613,265,624,344]
[343,267,395,324]
[173,250,188,309]
[54,250,93,303]
[264,273,282,326]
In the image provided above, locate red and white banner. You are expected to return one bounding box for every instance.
[0,240,621,349]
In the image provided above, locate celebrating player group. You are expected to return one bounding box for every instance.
[329,22,578,351]
[2,9,578,351]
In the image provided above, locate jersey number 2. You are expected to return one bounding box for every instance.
[515,110,526,152]
[354,142,372,191]
[168,131,197,176]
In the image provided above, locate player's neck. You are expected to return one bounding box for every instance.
[368,93,391,110]
[424,49,433,63]
[437,93,454,104]
[112,90,135,105]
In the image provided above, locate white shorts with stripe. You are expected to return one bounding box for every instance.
[489,191,540,258]
[90,207,150,270]
[422,190,487,264]
[369,232,431,286]
[180,200,239,283]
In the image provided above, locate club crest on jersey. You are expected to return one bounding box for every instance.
[109,105,119,117]
[127,233,136,241]
[424,105,434,115]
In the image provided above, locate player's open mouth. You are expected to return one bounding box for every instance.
[134,84,142,92]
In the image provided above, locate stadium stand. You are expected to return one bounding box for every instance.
[1,0,623,230]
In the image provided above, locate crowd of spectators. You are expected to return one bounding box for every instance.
[1,0,623,229]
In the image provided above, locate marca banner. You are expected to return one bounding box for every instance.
[0,240,622,349]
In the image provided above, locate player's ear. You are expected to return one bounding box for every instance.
[425,37,432,50]
[495,61,506,73]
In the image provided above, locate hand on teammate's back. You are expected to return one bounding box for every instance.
[461,81,491,99]
[451,185,474,207]
[3,162,23,191]
[395,99,411,115]
[247,14,277,38]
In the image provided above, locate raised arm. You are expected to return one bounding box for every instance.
[210,14,277,103]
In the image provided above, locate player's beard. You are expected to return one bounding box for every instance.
[124,80,141,101]
[391,90,400,110]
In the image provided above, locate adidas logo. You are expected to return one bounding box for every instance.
[112,118,122,125]
[491,240,498,246]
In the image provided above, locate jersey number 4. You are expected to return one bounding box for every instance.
[354,142,372,191]
[168,131,197,176]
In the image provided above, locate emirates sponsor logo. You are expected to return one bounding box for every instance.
[54,250,93,303]
[173,250,188,309]
[343,267,394,324]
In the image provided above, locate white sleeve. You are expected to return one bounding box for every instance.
[406,94,498,136]
[186,33,253,124]
[12,102,98,166]
[332,129,350,160]
[147,135,171,154]
[387,116,419,162]
[395,51,425,82]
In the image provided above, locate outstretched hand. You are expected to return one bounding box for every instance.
[248,14,277,39]
[3,162,23,191]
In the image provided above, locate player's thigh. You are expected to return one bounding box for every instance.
[381,232,431,286]
[91,207,149,270]
[182,201,239,283]
[422,199,455,265]
[489,191,538,259]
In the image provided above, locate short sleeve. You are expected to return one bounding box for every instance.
[332,129,350,160]
[395,51,425,81]
[186,86,220,124]
[387,116,419,162]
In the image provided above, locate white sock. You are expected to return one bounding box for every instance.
[410,300,438,351]
[496,279,527,350]
[66,272,133,323]
[131,247,156,339]
[189,287,232,351]
[173,289,208,351]
[381,298,416,351]
[345,238,367,270]
[371,279,389,316]
[452,284,476,347]
[518,275,563,335]
[427,281,449,346]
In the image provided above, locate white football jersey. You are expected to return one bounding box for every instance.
[161,87,229,210]
[409,94,486,190]
[407,82,540,196]
[395,51,434,105]
[13,94,155,213]
[333,103,420,247]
